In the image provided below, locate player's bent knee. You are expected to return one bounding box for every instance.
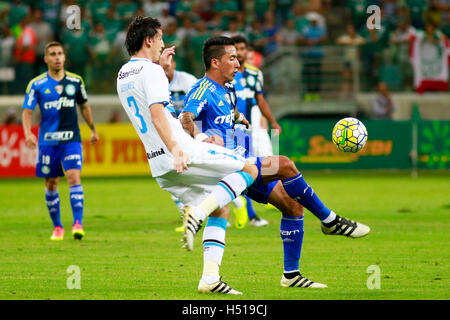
[279,156,298,179]
[242,161,258,181]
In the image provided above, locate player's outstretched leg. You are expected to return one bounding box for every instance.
[182,170,255,251]
[272,156,370,238]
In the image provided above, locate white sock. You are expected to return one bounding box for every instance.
[322,211,337,224]
[201,217,227,284]
[195,172,253,221]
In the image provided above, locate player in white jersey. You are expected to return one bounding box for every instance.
[116,17,258,294]
[166,59,197,116]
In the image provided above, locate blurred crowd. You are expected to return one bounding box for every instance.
[0,0,449,96]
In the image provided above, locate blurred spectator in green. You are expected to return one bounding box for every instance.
[207,12,224,34]
[112,22,129,65]
[275,0,294,24]
[279,18,300,46]
[247,19,266,53]
[116,0,137,28]
[104,7,122,43]
[221,17,246,38]
[298,12,328,101]
[345,0,370,32]
[254,0,274,21]
[336,24,365,100]
[9,0,28,28]
[288,3,310,34]
[389,17,415,88]
[62,21,90,80]
[406,0,428,30]
[261,11,282,56]
[29,8,53,75]
[359,6,392,91]
[175,0,191,21]
[188,19,211,77]
[163,19,186,70]
[177,16,197,41]
[88,0,110,26]
[89,22,111,93]
[214,0,239,29]
[39,0,61,34]
[13,14,36,93]
[143,0,169,18]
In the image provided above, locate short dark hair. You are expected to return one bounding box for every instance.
[231,35,248,46]
[45,41,63,54]
[125,16,161,56]
[203,36,235,70]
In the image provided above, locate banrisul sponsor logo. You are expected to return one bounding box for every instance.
[44,97,75,110]
[118,66,144,79]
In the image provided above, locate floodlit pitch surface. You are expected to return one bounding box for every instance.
[1,171,449,300]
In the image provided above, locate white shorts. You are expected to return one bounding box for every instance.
[156,141,246,207]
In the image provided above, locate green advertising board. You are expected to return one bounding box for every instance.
[278,118,450,170]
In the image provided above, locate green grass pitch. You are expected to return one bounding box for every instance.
[0,171,449,300]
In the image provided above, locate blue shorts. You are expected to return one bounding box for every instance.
[36,142,83,178]
[245,157,278,204]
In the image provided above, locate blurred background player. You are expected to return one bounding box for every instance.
[21,41,98,241]
[231,35,282,228]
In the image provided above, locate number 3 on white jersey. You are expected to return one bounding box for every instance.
[127,96,147,134]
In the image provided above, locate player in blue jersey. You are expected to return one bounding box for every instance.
[181,36,370,292]
[22,41,98,241]
[231,35,284,228]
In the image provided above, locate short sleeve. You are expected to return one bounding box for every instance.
[183,90,208,118]
[22,81,38,110]
[144,65,171,108]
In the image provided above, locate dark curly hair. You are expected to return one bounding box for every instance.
[125,16,161,56]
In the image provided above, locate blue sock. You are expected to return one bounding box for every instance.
[245,195,257,220]
[69,185,84,225]
[45,189,62,228]
[282,173,331,221]
[280,215,304,273]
